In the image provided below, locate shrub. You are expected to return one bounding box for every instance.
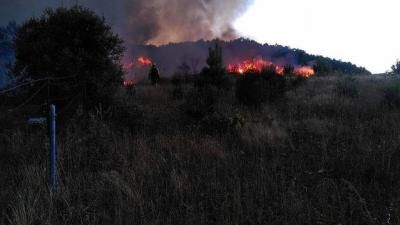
[183,86,217,120]
[236,68,287,107]
[391,60,400,74]
[13,6,124,109]
[335,77,359,98]
[171,75,184,100]
[383,82,400,108]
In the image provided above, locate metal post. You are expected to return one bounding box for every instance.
[50,104,57,193]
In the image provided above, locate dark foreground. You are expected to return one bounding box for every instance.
[1,76,400,225]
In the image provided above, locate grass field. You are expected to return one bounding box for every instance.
[1,75,400,225]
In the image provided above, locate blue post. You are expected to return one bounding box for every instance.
[49,104,57,193]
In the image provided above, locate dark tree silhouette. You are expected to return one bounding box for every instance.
[199,39,230,89]
[391,60,400,74]
[13,6,124,108]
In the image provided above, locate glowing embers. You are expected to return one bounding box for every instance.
[122,80,137,87]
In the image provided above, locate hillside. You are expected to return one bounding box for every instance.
[126,38,371,77]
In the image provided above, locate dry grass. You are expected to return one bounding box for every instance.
[1,76,400,224]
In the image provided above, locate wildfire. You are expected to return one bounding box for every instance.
[294,66,315,78]
[122,80,137,87]
[123,56,153,70]
[122,56,153,87]
[227,58,315,78]
[227,58,284,75]
[138,56,152,66]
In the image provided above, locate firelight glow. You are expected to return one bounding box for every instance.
[234,0,400,74]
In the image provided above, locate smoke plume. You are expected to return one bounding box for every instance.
[0,0,254,45]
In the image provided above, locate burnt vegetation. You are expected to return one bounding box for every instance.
[1,6,400,225]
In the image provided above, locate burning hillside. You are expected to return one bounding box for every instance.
[126,39,368,78]
[122,54,315,85]
[227,58,315,77]
[227,58,285,75]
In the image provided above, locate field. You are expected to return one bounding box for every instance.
[1,75,400,225]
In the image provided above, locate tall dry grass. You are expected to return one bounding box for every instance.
[1,76,400,224]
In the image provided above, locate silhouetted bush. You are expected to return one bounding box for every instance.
[391,60,400,74]
[335,77,359,98]
[383,82,400,107]
[236,68,287,107]
[13,6,124,109]
[288,75,308,89]
[183,86,217,120]
[171,75,184,100]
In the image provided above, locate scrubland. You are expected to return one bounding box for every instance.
[1,75,400,225]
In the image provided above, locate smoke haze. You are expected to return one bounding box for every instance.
[0,0,253,45]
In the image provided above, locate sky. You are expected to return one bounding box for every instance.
[234,0,400,73]
[1,0,399,73]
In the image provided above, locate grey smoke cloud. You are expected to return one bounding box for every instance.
[0,0,253,45]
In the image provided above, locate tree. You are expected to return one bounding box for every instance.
[148,64,160,86]
[391,60,400,74]
[13,6,124,108]
[198,39,230,89]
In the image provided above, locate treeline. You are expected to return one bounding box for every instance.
[130,38,371,77]
[294,49,371,75]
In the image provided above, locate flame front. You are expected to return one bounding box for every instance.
[138,56,152,66]
[293,66,315,78]
[227,58,284,75]
[227,58,314,78]
[123,56,153,87]
[124,56,153,70]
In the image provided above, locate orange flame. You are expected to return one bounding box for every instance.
[122,56,153,86]
[138,56,152,66]
[227,58,314,78]
[123,56,153,70]
[294,66,315,78]
[228,58,285,75]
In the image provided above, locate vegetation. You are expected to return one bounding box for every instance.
[2,76,400,224]
[13,6,124,108]
[198,40,230,89]
[391,60,400,74]
[2,6,400,225]
[236,67,287,107]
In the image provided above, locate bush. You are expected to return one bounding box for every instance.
[13,6,124,109]
[171,75,184,100]
[236,69,287,107]
[335,77,359,98]
[383,82,400,108]
[183,86,217,120]
[288,75,307,89]
[391,60,400,74]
